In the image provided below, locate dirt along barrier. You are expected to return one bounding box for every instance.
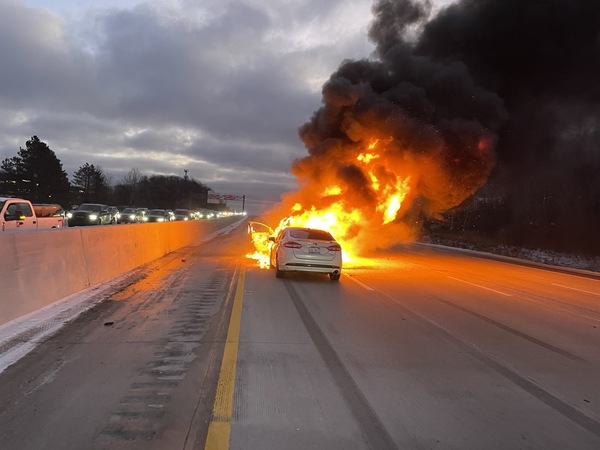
[0,216,243,327]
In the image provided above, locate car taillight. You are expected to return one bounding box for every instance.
[283,241,302,249]
[327,244,341,251]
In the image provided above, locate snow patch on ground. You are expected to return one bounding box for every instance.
[426,236,600,274]
[0,217,248,374]
[0,275,130,374]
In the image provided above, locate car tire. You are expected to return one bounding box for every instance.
[269,252,275,269]
[329,273,341,281]
[275,258,284,278]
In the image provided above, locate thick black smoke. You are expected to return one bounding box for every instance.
[416,0,600,252]
[295,0,600,253]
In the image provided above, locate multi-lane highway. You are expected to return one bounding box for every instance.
[0,221,599,449]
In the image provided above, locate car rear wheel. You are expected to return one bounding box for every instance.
[269,252,275,269]
[275,258,284,278]
[330,273,341,281]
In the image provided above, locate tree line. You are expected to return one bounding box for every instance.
[0,136,213,210]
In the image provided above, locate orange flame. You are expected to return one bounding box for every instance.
[247,137,416,268]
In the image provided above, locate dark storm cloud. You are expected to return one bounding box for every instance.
[0,0,374,206]
[0,1,92,109]
[87,3,301,139]
[89,2,351,146]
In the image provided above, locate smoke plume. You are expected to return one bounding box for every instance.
[270,0,600,254]
[417,0,600,252]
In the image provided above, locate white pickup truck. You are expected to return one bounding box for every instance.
[1,197,65,231]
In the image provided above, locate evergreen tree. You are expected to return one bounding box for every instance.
[72,163,111,203]
[129,174,208,209]
[0,136,71,205]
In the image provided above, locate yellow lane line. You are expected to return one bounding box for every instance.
[204,265,246,450]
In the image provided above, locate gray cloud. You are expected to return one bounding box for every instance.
[0,0,374,209]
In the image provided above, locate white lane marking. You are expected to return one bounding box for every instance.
[552,283,600,297]
[445,276,513,297]
[514,294,600,324]
[344,274,375,291]
[347,271,600,324]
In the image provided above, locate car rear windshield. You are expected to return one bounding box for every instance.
[289,229,334,241]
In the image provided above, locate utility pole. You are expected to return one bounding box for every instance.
[242,195,246,212]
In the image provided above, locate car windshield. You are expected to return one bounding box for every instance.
[77,204,101,212]
[174,209,189,214]
[122,208,135,213]
[288,229,334,241]
[148,209,165,215]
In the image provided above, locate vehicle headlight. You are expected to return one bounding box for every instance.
[157,217,164,222]
[67,212,73,219]
[89,214,98,220]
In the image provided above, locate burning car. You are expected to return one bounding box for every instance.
[269,227,342,281]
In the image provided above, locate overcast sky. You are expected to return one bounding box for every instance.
[1,0,453,212]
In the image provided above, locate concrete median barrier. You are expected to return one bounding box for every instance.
[0,217,241,326]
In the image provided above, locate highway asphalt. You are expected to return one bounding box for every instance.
[0,221,599,449]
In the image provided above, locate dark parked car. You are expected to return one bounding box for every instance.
[135,208,149,222]
[173,209,191,221]
[68,203,111,226]
[119,207,138,224]
[146,209,170,222]
[107,206,120,224]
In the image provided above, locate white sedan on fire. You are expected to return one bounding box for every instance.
[269,227,342,281]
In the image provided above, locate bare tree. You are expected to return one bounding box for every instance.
[121,168,142,205]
